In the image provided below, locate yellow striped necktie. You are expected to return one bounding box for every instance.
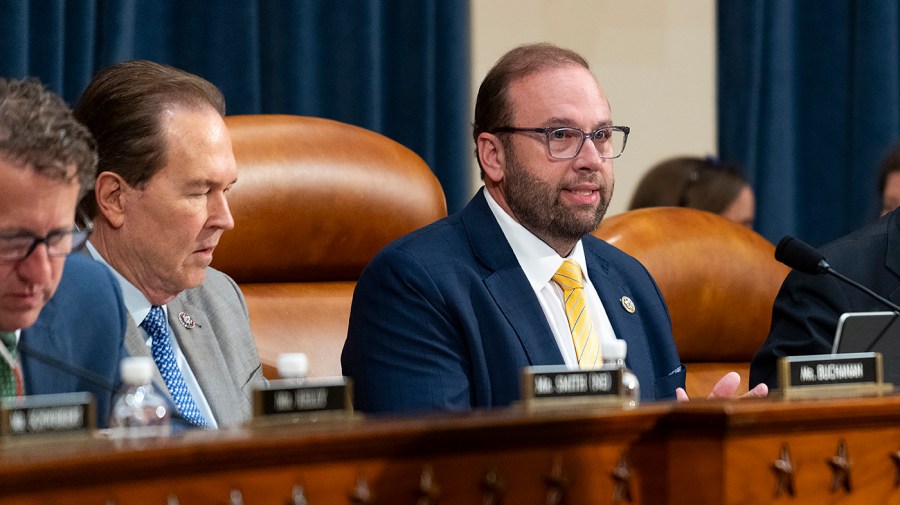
[552,259,602,369]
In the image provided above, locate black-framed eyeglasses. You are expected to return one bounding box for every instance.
[491,125,630,160]
[0,210,93,262]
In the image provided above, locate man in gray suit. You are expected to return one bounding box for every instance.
[74,60,264,429]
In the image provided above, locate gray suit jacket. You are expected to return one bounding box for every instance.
[124,268,264,428]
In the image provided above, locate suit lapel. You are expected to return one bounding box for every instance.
[20,303,62,359]
[483,267,564,366]
[167,296,245,426]
[124,319,149,358]
[585,246,655,387]
[463,190,564,366]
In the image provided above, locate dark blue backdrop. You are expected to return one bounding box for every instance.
[0,0,471,213]
[11,1,893,239]
[719,0,900,246]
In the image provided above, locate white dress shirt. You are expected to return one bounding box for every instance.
[483,190,618,368]
[86,242,218,428]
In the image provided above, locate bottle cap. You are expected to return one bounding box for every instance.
[120,356,155,385]
[602,339,627,361]
[277,353,308,379]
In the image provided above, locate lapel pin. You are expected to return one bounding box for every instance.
[620,296,636,314]
[178,311,196,329]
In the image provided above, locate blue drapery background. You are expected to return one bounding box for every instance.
[8,1,895,241]
[718,0,900,247]
[0,0,472,213]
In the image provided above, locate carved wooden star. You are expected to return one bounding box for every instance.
[349,473,373,504]
[892,450,900,487]
[417,464,441,505]
[828,440,852,493]
[545,455,569,505]
[611,451,633,503]
[772,444,795,498]
[290,484,309,505]
[480,467,506,505]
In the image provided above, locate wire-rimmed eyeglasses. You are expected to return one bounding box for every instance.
[491,125,630,160]
[0,209,93,262]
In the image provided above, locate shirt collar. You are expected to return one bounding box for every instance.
[483,189,588,290]
[86,240,156,325]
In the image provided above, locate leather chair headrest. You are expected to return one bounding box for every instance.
[594,207,789,361]
[212,114,447,283]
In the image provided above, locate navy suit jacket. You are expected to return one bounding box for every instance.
[342,190,685,414]
[750,209,900,389]
[20,254,128,428]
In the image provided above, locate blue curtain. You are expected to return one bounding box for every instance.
[718,0,900,246]
[0,0,471,213]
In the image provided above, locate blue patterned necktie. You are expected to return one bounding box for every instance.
[141,306,208,428]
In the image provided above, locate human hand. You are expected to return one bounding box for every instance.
[674,372,769,401]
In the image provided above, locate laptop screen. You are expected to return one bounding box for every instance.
[833,311,900,384]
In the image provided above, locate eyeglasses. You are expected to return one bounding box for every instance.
[491,125,630,160]
[0,210,93,262]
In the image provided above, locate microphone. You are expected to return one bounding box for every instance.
[774,236,829,275]
[775,236,900,314]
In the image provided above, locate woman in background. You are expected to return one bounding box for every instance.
[629,156,755,228]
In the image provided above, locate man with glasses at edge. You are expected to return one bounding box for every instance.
[0,78,127,426]
[342,43,767,414]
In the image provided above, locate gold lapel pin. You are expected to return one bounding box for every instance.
[620,296,636,314]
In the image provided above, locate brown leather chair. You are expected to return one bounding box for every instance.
[212,114,447,379]
[593,207,789,397]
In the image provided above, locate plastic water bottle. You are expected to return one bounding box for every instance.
[602,340,640,408]
[109,356,171,438]
[277,353,309,381]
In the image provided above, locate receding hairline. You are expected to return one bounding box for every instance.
[504,63,613,121]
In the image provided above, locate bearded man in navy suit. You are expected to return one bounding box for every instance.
[343,43,767,414]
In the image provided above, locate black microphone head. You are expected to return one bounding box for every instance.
[775,236,830,274]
